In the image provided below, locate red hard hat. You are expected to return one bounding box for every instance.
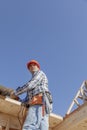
[27,60,40,69]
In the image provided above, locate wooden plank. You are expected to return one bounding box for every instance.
[0,113,24,130]
[0,98,26,117]
[0,96,26,130]
[49,113,63,130]
[5,97,21,105]
[53,102,87,130]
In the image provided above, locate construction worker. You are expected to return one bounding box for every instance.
[11,59,52,130]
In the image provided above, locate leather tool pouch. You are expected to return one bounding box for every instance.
[29,93,43,105]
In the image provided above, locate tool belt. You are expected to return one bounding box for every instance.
[29,93,43,105]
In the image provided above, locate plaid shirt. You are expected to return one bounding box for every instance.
[15,70,49,102]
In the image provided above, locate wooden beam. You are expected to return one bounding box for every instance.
[0,113,22,130]
[0,98,26,117]
[49,113,63,130]
[53,102,87,130]
[0,97,26,130]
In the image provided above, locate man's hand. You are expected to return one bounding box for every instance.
[10,91,19,100]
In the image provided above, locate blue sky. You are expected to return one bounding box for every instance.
[0,0,87,116]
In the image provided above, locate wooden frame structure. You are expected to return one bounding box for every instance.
[0,97,26,130]
[0,81,87,130]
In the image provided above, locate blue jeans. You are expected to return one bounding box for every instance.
[22,105,49,130]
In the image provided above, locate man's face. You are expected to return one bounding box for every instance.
[29,63,39,74]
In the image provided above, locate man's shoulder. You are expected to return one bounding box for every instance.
[39,70,46,76]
